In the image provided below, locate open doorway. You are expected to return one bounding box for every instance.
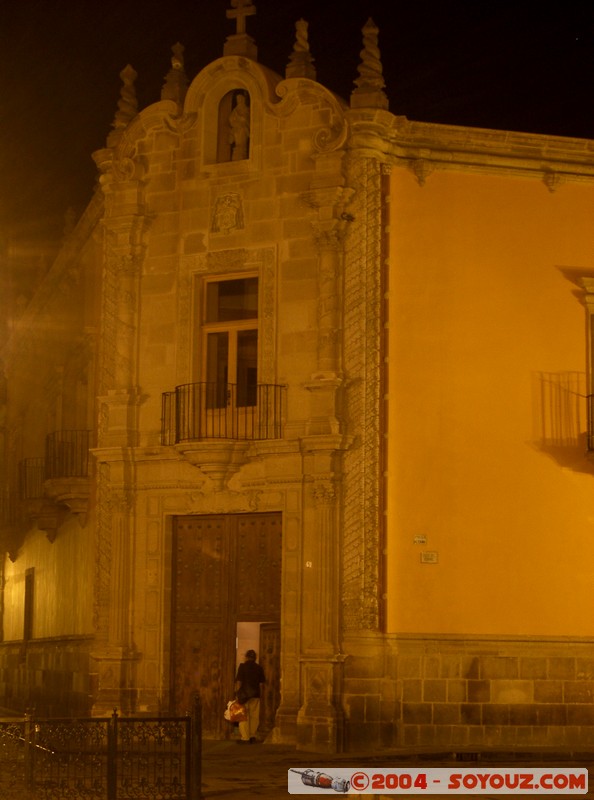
[235,621,280,736]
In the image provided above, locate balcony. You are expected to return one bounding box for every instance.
[17,456,46,523]
[43,430,93,523]
[161,383,286,490]
[19,457,45,500]
[161,383,285,445]
[45,429,92,479]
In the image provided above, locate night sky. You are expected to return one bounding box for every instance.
[0,0,592,242]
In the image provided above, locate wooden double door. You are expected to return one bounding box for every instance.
[171,513,281,737]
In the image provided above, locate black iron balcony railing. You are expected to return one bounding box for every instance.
[45,430,92,479]
[18,457,45,500]
[162,383,285,445]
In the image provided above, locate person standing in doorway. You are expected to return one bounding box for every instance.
[235,649,265,743]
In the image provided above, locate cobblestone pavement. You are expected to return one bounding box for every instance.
[201,739,594,798]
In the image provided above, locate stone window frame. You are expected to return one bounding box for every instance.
[178,248,276,390]
[197,271,260,397]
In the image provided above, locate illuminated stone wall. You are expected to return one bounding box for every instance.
[0,16,593,753]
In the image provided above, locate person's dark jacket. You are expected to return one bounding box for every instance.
[235,660,265,702]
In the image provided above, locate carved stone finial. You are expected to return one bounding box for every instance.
[350,18,389,110]
[107,65,138,147]
[286,19,317,80]
[543,169,564,193]
[224,0,258,59]
[161,42,188,107]
[408,158,434,187]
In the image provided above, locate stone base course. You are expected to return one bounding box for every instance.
[342,634,594,752]
[0,637,92,716]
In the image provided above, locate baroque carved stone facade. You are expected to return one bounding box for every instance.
[1,5,593,753]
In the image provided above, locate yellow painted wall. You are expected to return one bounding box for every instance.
[3,514,95,640]
[387,167,594,636]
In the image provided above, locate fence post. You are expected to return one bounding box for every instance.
[107,708,118,800]
[24,709,34,792]
[191,694,202,800]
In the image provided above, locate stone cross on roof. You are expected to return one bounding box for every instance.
[224,0,258,59]
[226,0,256,36]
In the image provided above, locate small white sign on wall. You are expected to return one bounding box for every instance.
[420,551,438,564]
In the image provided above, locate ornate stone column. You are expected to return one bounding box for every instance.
[296,438,346,752]
[91,477,138,714]
[90,136,148,714]
[304,221,346,437]
[341,151,386,633]
[296,175,350,751]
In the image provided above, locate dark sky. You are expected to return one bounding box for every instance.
[0,0,592,242]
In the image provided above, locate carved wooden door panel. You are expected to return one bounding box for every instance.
[171,516,235,736]
[171,513,281,737]
[234,514,282,620]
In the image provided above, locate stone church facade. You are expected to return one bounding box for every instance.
[1,4,594,753]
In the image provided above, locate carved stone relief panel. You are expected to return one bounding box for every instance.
[210,192,245,233]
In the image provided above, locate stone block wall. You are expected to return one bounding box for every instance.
[342,634,399,751]
[343,634,594,752]
[0,637,93,716]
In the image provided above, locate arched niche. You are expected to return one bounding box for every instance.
[217,89,251,163]
[186,57,281,173]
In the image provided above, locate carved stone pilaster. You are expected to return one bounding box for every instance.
[341,153,385,632]
[90,461,138,714]
[296,436,345,751]
[97,389,142,449]
[300,185,350,440]
[303,376,342,436]
[312,227,345,378]
[95,207,149,449]
[301,472,338,652]
[105,488,134,650]
[297,655,346,753]
[93,129,149,403]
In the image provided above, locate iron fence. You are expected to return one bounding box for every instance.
[0,701,201,800]
[162,382,285,445]
[0,720,27,800]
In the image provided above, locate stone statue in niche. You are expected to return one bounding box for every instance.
[228,92,250,160]
[211,193,244,234]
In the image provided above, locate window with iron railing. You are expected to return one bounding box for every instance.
[161,383,285,445]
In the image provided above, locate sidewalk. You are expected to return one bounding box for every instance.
[200,738,594,798]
